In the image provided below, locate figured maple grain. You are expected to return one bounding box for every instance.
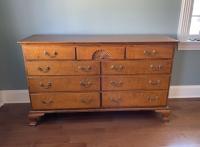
[102,60,172,75]
[26,61,100,75]
[22,44,75,60]
[102,75,170,91]
[18,35,177,125]
[126,44,174,59]
[76,45,125,60]
[102,90,168,108]
[31,92,100,110]
[28,76,100,92]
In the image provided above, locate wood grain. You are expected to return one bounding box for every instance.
[18,35,176,125]
[22,44,75,60]
[102,90,168,108]
[18,34,177,43]
[102,60,172,75]
[26,61,100,75]
[126,44,174,59]
[102,75,170,90]
[31,92,100,110]
[1,100,200,147]
[28,76,100,92]
[76,45,125,60]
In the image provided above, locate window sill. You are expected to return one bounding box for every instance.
[178,41,200,50]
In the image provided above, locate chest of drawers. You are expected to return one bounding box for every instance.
[18,35,177,126]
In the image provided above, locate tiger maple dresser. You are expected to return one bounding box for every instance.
[18,35,177,126]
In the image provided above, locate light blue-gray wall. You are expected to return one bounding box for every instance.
[0,0,199,90]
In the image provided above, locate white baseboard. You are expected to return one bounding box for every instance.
[169,85,200,98]
[0,90,30,107]
[0,85,200,107]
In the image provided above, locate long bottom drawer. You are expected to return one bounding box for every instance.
[31,92,100,110]
[102,91,168,108]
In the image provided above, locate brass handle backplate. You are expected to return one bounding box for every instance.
[150,64,163,71]
[110,97,122,104]
[80,79,93,88]
[80,98,93,104]
[38,66,50,73]
[44,50,58,58]
[144,50,158,56]
[149,80,161,85]
[78,66,92,72]
[110,65,124,72]
[147,96,158,102]
[110,81,123,87]
[40,82,52,89]
[41,99,53,105]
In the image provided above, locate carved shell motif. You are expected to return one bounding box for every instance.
[92,49,111,60]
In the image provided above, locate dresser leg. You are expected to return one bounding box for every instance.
[155,109,171,122]
[28,112,45,126]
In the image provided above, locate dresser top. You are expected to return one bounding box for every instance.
[18,35,177,44]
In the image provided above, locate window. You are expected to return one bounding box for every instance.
[190,0,200,40]
[178,0,200,50]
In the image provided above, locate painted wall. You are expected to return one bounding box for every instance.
[0,0,199,90]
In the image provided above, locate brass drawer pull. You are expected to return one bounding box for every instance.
[38,66,50,73]
[110,97,122,104]
[80,98,93,104]
[147,96,158,102]
[78,66,92,72]
[144,50,158,56]
[80,79,93,88]
[110,81,123,87]
[149,80,161,85]
[41,99,54,105]
[40,82,52,89]
[110,65,124,72]
[150,64,163,71]
[44,50,58,58]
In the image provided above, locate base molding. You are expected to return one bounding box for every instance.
[0,90,30,107]
[169,85,200,98]
[0,85,200,107]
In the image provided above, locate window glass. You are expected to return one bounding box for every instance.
[189,0,200,35]
[190,17,200,35]
[192,0,200,15]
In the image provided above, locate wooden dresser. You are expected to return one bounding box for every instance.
[18,35,177,126]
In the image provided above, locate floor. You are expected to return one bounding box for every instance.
[0,99,200,147]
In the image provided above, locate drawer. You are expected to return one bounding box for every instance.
[31,92,100,110]
[22,44,75,60]
[26,61,100,75]
[28,76,100,92]
[102,60,172,75]
[126,45,174,59]
[102,75,170,90]
[102,91,168,108]
[77,46,125,60]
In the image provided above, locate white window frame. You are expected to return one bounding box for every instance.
[178,0,200,50]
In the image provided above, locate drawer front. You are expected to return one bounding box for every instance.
[29,76,100,92]
[77,46,125,60]
[102,60,172,75]
[102,91,168,108]
[22,44,75,60]
[26,61,100,75]
[126,45,174,59]
[102,75,170,90]
[31,92,100,110]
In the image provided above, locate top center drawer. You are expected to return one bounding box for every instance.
[76,46,125,60]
